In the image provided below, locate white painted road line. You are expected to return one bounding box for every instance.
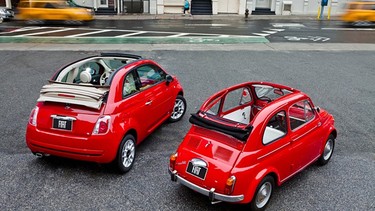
[65,30,111,37]
[262,31,278,34]
[185,24,230,27]
[14,28,75,37]
[322,28,375,31]
[115,31,147,37]
[252,33,270,37]
[270,28,285,32]
[272,23,305,28]
[12,27,49,33]
[167,33,189,37]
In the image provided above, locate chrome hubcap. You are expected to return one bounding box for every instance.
[171,99,185,120]
[256,182,272,208]
[121,139,135,168]
[323,139,333,160]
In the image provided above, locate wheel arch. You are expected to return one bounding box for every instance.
[243,168,279,203]
[330,129,337,139]
[124,128,138,144]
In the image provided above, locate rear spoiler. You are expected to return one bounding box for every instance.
[189,113,252,142]
[37,82,109,110]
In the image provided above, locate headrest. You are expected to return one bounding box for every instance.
[80,68,92,83]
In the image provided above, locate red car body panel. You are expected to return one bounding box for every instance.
[26,55,184,164]
[170,81,336,204]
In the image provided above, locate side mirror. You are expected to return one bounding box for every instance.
[166,75,173,85]
[315,106,321,113]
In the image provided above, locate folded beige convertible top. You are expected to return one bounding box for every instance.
[37,82,110,110]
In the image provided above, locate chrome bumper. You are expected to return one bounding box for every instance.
[169,169,244,203]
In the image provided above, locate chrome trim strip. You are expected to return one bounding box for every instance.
[169,169,244,203]
[292,125,318,142]
[258,142,291,160]
[50,115,77,121]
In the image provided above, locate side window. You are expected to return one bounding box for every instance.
[289,100,315,130]
[263,111,287,145]
[123,72,138,98]
[136,65,166,90]
[223,87,252,111]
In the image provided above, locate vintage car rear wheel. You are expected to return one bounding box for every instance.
[169,95,186,122]
[318,134,335,165]
[249,175,275,211]
[115,134,136,174]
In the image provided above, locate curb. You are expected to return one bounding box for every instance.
[94,14,341,21]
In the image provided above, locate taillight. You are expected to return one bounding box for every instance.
[169,152,178,170]
[29,107,39,126]
[224,176,236,195]
[92,116,111,135]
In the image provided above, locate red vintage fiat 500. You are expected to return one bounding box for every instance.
[26,53,186,173]
[169,82,336,210]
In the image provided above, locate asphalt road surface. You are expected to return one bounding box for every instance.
[0,49,374,210]
[1,19,375,43]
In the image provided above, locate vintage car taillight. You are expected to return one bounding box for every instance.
[169,152,178,170]
[92,116,111,135]
[29,107,39,126]
[224,175,236,195]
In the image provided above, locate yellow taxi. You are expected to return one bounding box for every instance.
[341,1,375,26]
[17,0,94,24]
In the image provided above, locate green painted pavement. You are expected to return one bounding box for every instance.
[0,36,269,44]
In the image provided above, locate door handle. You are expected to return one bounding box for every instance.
[145,100,152,106]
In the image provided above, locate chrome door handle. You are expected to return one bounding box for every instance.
[145,100,152,106]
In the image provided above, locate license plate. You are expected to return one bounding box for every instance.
[186,161,207,180]
[52,118,73,131]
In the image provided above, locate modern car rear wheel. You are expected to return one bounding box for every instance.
[318,134,335,166]
[249,175,274,211]
[169,95,186,122]
[116,134,136,174]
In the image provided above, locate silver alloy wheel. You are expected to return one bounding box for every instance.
[255,181,272,208]
[121,139,135,168]
[323,138,334,161]
[171,98,185,120]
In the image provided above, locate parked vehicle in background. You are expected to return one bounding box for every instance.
[0,7,14,22]
[26,53,186,173]
[16,0,94,25]
[341,1,375,26]
[169,82,336,210]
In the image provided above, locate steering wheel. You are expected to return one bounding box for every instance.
[259,96,272,103]
[100,72,111,85]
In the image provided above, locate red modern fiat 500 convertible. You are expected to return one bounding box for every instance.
[26,53,186,173]
[169,82,336,210]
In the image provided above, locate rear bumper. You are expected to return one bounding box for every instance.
[169,169,244,203]
[26,125,118,163]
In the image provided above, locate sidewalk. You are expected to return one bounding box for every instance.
[94,13,340,21]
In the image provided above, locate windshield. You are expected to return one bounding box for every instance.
[253,84,292,101]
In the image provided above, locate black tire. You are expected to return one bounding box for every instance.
[318,134,335,166]
[169,95,186,123]
[249,175,275,211]
[115,134,136,174]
